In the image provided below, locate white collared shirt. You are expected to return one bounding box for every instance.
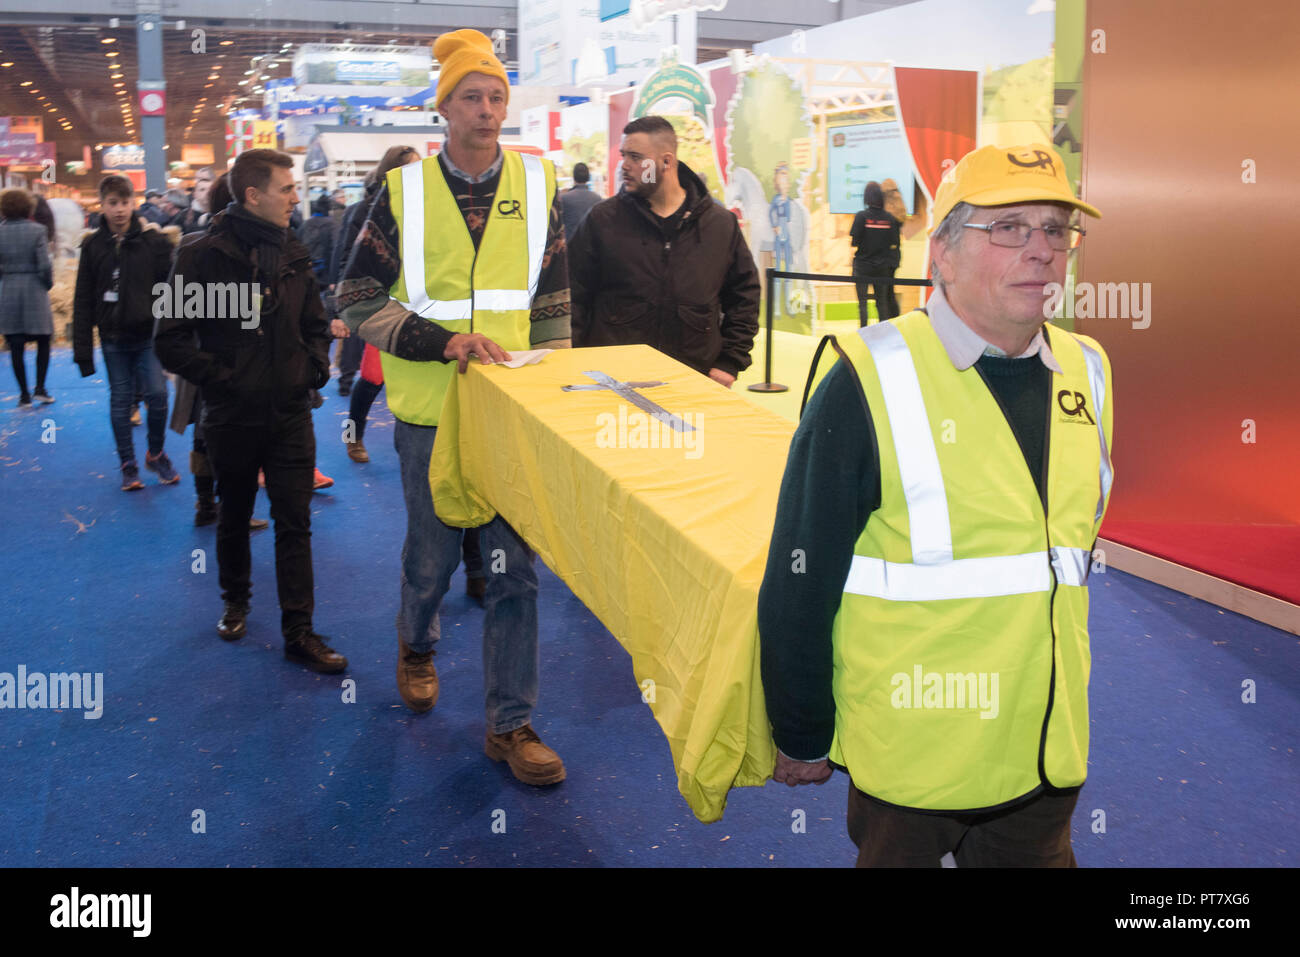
[924,285,1063,374]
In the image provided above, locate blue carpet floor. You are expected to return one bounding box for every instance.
[0,349,1295,867]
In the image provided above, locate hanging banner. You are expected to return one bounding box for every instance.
[252,121,278,149]
[181,144,215,167]
[102,144,145,170]
[225,119,254,158]
[292,44,432,98]
[0,137,49,167]
[5,116,44,142]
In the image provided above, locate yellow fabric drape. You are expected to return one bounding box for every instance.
[430,344,793,822]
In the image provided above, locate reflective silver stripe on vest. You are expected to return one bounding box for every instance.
[396,153,549,322]
[520,153,546,301]
[859,323,953,565]
[397,160,433,318]
[1076,338,1113,524]
[845,552,1053,601]
[1050,546,1091,587]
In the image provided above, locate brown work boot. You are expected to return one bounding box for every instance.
[346,440,369,463]
[397,638,438,713]
[485,725,566,786]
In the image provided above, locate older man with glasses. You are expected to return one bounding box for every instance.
[758,143,1112,867]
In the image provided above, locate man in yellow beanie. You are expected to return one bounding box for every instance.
[758,143,1113,866]
[337,28,571,785]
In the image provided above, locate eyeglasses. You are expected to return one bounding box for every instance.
[963,220,1085,250]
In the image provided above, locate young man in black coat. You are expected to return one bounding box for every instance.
[568,115,760,386]
[154,149,344,674]
[73,174,181,490]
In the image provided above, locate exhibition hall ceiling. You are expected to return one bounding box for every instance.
[0,2,923,166]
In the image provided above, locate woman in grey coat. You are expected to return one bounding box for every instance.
[0,189,55,407]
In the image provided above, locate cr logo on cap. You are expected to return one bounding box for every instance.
[1007,150,1056,174]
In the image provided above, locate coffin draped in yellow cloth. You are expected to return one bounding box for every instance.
[429,344,794,822]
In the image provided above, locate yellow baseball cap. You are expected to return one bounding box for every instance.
[433,29,509,109]
[930,144,1101,233]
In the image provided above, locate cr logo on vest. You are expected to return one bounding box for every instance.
[1057,389,1095,425]
[496,199,522,219]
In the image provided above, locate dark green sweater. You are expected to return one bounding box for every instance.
[757,349,1051,761]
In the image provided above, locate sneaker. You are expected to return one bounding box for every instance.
[485,725,566,786]
[145,450,181,485]
[346,440,369,463]
[249,517,269,531]
[32,388,54,405]
[397,638,439,713]
[120,461,144,491]
[284,631,348,674]
[130,406,142,426]
[312,467,334,490]
[17,392,32,408]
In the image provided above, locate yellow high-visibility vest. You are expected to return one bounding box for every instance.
[383,149,555,425]
[828,310,1114,812]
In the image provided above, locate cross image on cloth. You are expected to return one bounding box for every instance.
[562,370,697,433]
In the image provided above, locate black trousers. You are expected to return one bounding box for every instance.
[205,409,316,638]
[6,333,50,394]
[847,785,1079,867]
[852,260,899,326]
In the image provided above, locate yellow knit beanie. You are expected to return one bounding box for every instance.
[433,30,509,109]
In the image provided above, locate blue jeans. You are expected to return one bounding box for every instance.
[101,341,168,465]
[393,418,538,734]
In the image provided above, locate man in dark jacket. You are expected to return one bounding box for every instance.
[73,174,181,490]
[154,148,344,674]
[560,162,601,240]
[297,194,339,284]
[568,115,760,386]
[137,190,169,226]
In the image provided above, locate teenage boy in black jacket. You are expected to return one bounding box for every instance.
[154,148,344,674]
[73,174,181,491]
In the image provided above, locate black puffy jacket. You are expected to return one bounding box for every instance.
[153,209,330,427]
[72,215,177,372]
[568,161,760,377]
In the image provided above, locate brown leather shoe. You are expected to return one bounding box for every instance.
[346,441,369,463]
[397,638,438,712]
[485,725,566,786]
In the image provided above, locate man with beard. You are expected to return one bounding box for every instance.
[567,115,759,387]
